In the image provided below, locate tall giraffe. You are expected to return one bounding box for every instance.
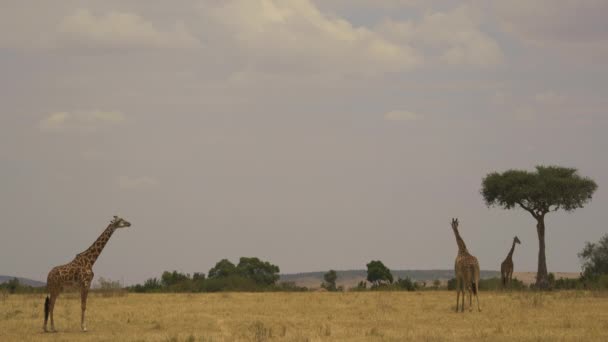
[500,236,521,288]
[450,218,481,312]
[43,216,131,332]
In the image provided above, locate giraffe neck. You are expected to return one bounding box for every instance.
[452,227,469,254]
[506,239,517,260]
[77,224,116,266]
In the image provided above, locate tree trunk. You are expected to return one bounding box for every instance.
[535,216,549,289]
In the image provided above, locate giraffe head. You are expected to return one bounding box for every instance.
[514,236,521,244]
[451,218,459,230]
[110,216,131,229]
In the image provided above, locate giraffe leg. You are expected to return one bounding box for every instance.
[49,292,58,332]
[468,286,473,312]
[475,280,481,312]
[460,288,465,312]
[43,295,49,332]
[455,278,461,312]
[80,285,90,332]
[459,279,465,313]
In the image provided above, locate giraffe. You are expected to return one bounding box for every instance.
[43,216,131,332]
[500,236,521,288]
[451,218,481,312]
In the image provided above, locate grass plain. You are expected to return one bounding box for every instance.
[1,291,608,341]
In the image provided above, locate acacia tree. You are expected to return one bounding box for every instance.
[208,259,237,279]
[236,257,280,286]
[481,165,597,288]
[579,234,608,279]
[322,270,338,291]
[366,260,393,287]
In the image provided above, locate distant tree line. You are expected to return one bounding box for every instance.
[128,257,306,293]
[347,260,420,292]
[0,278,44,294]
[7,231,608,296]
[125,241,608,293]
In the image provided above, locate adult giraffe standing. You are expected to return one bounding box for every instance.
[451,218,481,312]
[43,216,132,332]
[501,236,521,288]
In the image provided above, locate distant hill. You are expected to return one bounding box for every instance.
[0,275,46,287]
[280,269,500,289]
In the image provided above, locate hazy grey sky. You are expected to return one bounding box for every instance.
[1,0,607,284]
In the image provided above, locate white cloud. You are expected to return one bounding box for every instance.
[40,110,126,131]
[118,176,159,190]
[201,0,422,74]
[378,5,503,66]
[384,110,423,121]
[57,9,199,49]
[2,1,503,73]
[198,1,504,75]
[313,0,450,11]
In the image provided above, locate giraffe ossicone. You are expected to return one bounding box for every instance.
[43,215,132,333]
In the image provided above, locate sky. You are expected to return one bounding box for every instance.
[1,0,607,285]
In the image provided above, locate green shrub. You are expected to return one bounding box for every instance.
[394,277,416,291]
[446,277,525,291]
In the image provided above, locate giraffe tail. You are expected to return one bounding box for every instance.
[471,282,477,295]
[44,296,50,322]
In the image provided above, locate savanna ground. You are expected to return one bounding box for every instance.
[1,291,608,341]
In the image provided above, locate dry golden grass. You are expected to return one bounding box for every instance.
[1,291,608,341]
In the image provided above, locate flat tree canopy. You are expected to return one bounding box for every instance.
[482,166,597,217]
[481,165,597,288]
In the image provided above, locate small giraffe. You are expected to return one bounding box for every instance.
[43,216,131,332]
[500,236,521,288]
[451,218,481,312]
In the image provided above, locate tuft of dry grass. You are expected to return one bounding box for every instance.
[0,291,607,341]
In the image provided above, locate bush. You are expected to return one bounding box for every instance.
[201,275,260,292]
[479,277,526,291]
[96,277,127,297]
[236,257,280,286]
[394,277,416,291]
[0,278,43,294]
[579,234,608,279]
[161,271,191,287]
[447,277,525,291]
[321,270,338,291]
[350,281,368,291]
[274,282,308,292]
[366,260,393,287]
[447,278,456,290]
[596,274,608,290]
[130,277,163,293]
[552,277,584,290]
